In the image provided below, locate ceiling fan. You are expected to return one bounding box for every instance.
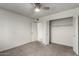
[32,3,50,12]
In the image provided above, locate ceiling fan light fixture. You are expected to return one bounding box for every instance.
[35,7,40,12]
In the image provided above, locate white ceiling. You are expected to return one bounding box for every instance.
[0,3,79,19]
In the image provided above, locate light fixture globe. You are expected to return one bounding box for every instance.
[35,7,40,12]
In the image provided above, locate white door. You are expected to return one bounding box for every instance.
[51,17,73,47]
[37,23,43,42]
[32,22,37,41]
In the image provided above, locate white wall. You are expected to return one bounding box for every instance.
[39,8,79,21]
[39,7,79,55]
[0,8,33,51]
[51,17,73,47]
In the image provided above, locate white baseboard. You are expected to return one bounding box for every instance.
[0,41,32,52]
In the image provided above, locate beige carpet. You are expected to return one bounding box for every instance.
[0,41,76,56]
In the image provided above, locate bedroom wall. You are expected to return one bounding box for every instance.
[0,8,33,51]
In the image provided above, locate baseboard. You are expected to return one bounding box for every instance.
[0,41,32,52]
[51,42,72,47]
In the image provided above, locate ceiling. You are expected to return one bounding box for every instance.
[0,3,79,19]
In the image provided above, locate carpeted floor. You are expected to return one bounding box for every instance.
[0,41,76,56]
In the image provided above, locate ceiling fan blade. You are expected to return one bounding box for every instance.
[41,7,50,10]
